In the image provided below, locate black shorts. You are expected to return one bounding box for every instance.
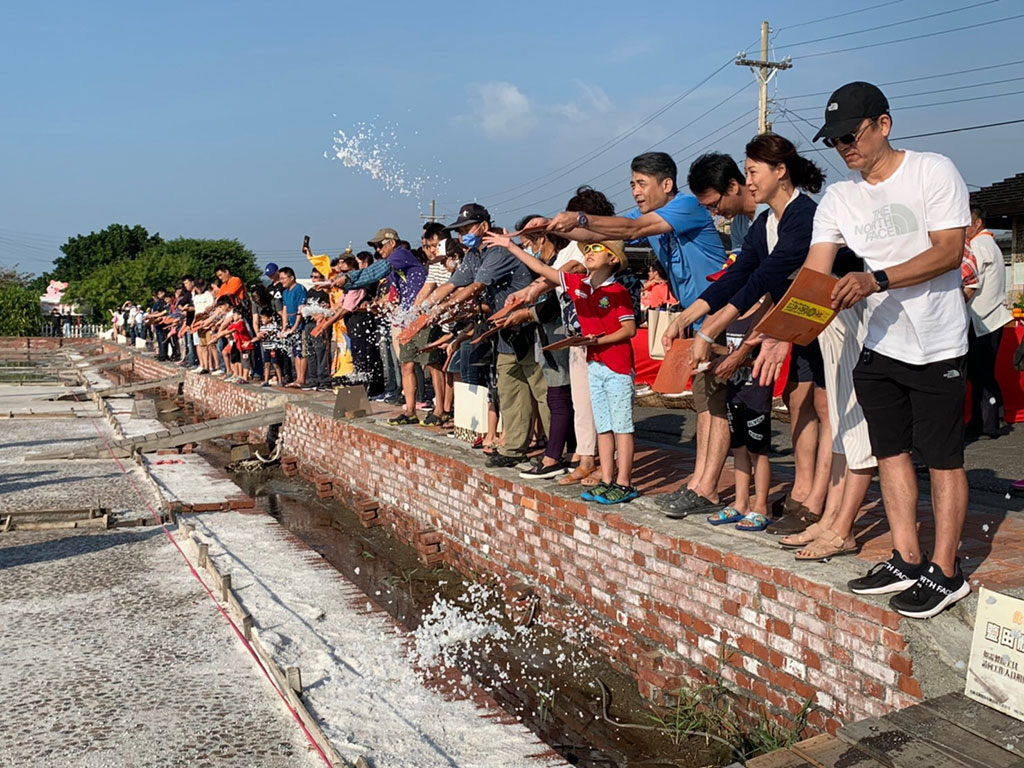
[852,349,966,470]
[788,340,825,388]
[727,401,771,455]
[228,347,241,364]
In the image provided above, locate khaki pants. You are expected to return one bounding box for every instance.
[496,352,550,458]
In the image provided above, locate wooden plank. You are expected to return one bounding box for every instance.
[920,692,1024,759]
[839,716,985,768]
[93,373,184,398]
[746,749,814,768]
[790,734,884,767]
[885,704,1022,768]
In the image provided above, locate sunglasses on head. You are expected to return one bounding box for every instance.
[822,117,879,149]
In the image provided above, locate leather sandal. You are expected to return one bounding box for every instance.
[779,522,823,549]
[580,468,605,488]
[557,466,593,486]
[766,502,821,536]
[794,529,859,562]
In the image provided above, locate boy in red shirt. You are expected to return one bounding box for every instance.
[485,234,639,503]
[210,305,253,383]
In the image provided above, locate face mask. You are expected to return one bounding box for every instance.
[461,232,481,249]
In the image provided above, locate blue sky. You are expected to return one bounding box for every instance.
[2,0,1022,276]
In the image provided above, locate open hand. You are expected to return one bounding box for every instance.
[482,230,512,250]
[751,336,790,386]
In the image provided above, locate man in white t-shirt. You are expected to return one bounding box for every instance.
[964,206,1013,439]
[802,81,971,619]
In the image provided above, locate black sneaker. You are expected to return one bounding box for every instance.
[421,413,444,427]
[486,453,523,468]
[889,560,970,619]
[387,413,420,426]
[848,550,928,595]
[519,461,567,480]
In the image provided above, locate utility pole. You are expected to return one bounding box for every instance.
[735,20,792,134]
[419,199,444,225]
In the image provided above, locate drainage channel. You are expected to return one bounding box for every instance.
[152,399,736,768]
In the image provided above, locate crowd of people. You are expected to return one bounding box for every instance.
[114,80,1024,620]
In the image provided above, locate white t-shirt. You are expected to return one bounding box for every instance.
[426,261,449,287]
[811,150,970,364]
[966,231,1012,336]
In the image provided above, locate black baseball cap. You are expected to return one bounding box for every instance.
[445,203,490,231]
[812,82,890,142]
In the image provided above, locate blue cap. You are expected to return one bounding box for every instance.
[264,262,279,277]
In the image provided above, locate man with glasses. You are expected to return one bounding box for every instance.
[687,153,761,253]
[799,81,972,619]
[435,203,549,468]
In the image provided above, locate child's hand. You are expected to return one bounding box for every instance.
[711,348,748,383]
[579,334,602,347]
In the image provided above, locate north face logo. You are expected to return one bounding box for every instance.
[854,203,919,243]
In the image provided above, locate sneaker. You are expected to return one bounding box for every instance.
[261,381,271,388]
[192,365,204,373]
[519,461,568,480]
[211,370,225,377]
[594,483,641,505]
[197,368,210,375]
[388,413,420,426]
[485,453,523,469]
[421,413,444,427]
[847,550,928,595]
[301,383,317,391]
[580,482,610,502]
[889,561,970,619]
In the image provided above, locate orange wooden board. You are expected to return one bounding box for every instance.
[652,338,694,394]
[753,268,839,346]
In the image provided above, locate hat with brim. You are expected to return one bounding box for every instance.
[445,203,490,231]
[812,81,890,142]
[367,227,399,246]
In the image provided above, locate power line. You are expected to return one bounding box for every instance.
[800,117,1024,153]
[494,109,757,217]
[483,57,739,204]
[782,59,1024,100]
[783,0,1001,49]
[796,12,1024,59]
[775,0,909,31]
[791,87,1024,114]
[777,109,847,179]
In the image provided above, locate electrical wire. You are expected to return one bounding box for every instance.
[790,87,1024,114]
[775,0,909,31]
[799,117,1024,153]
[783,0,1001,48]
[485,58,739,206]
[782,59,1024,100]
[796,12,1024,59]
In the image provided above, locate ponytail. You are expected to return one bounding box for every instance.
[745,133,826,194]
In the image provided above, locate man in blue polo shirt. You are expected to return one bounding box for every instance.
[538,151,730,517]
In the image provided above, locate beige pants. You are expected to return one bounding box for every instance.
[569,346,597,456]
[818,303,876,470]
[496,352,550,458]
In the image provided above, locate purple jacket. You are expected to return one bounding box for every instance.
[387,247,427,310]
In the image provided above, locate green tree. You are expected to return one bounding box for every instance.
[66,237,259,320]
[0,267,44,336]
[50,224,163,284]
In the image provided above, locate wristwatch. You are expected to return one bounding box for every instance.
[873,270,890,291]
[576,212,589,229]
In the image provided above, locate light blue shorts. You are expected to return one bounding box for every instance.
[587,361,635,434]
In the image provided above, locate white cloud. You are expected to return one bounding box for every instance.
[470,81,537,141]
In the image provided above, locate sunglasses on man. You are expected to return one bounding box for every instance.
[823,117,879,149]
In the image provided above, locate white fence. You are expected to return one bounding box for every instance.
[37,322,106,339]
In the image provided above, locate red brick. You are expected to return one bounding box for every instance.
[889,653,913,676]
[898,674,922,699]
[228,498,255,510]
[760,582,778,600]
[192,502,225,512]
[802,649,821,670]
[881,629,908,652]
[712,566,727,583]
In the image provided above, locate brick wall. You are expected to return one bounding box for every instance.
[93,345,924,735]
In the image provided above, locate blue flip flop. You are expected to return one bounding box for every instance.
[736,512,772,532]
[707,506,744,525]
